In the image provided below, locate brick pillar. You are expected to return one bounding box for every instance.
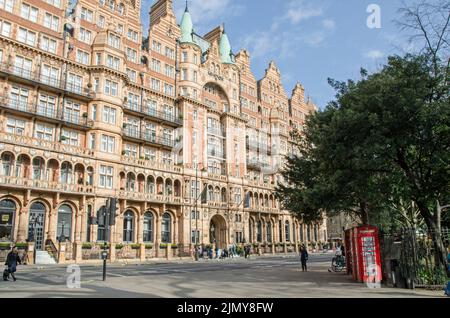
[166,243,172,260]
[155,213,162,258]
[109,243,116,262]
[74,241,82,262]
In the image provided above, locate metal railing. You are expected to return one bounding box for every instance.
[123,101,182,126]
[0,63,94,99]
[0,96,93,128]
[123,129,174,148]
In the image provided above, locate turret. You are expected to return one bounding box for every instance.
[179,1,194,43]
[219,26,234,64]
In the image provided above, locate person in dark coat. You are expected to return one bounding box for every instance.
[300,245,309,272]
[5,247,21,281]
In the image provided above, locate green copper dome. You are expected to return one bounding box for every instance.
[219,29,234,64]
[180,5,194,43]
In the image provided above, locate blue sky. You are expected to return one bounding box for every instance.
[141,0,419,109]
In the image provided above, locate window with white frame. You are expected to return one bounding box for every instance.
[152,41,161,53]
[61,129,79,146]
[45,0,60,8]
[88,133,95,149]
[40,36,57,54]
[99,165,113,189]
[181,51,188,62]
[106,55,120,70]
[76,50,90,65]
[34,123,54,141]
[101,135,115,153]
[151,59,161,72]
[6,117,25,135]
[44,13,59,31]
[164,64,174,78]
[116,24,124,34]
[37,93,57,117]
[165,47,174,59]
[162,151,173,165]
[127,29,138,42]
[126,47,137,63]
[102,106,116,125]
[80,7,93,22]
[64,100,80,123]
[9,86,29,110]
[0,0,14,12]
[124,143,137,158]
[126,69,137,83]
[21,4,39,23]
[143,147,155,161]
[98,15,105,28]
[14,56,33,78]
[104,80,118,96]
[164,84,173,96]
[151,79,160,91]
[78,28,92,44]
[108,33,120,49]
[66,73,83,93]
[17,28,36,46]
[0,20,11,37]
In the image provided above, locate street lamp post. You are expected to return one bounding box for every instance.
[59,220,66,243]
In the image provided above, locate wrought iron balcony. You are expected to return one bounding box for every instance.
[0,96,93,129]
[247,158,270,170]
[122,128,174,148]
[123,101,182,127]
[0,63,94,100]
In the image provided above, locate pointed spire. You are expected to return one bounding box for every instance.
[180,1,194,43]
[219,25,234,64]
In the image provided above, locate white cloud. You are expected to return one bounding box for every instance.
[365,50,385,60]
[322,19,336,31]
[285,0,324,24]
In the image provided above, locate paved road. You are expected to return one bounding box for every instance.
[0,254,444,298]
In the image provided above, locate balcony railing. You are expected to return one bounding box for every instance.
[246,138,271,153]
[123,101,182,127]
[123,129,174,148]
[116,190,182,204]
[0,96,93,129]
[247,158,270,170]
[0,63,94,99]
[120,156,182,173]
[0,176,95,195]
[0,133,95,157]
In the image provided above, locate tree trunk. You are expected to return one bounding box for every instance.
[415,200,450,278]
[359,201,369,225]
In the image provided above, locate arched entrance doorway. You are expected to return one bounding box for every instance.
[209,214,227,249]
[28,202,46,250]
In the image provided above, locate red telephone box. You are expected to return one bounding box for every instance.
[346,225,382,284]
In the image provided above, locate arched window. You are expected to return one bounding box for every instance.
[32,157,45,180]
[161,213,171,243]
[147,176,155,194]
[1,152,14,176]
[0,200,16,241]
[87,167,94,185]
[266,222,272,243]
[57,204,73,241]
[257,221,262,243]
[118,3,124,15]
[143,212,154,242]
[207,185,214,202]
[221,188,227,202]
[60,162,73,184]
[123,211,134,243]
[126,173,135,191]
[285,221,290,242]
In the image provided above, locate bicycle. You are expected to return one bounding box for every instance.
[328,255,346,272]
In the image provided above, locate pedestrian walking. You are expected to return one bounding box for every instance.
[300,245,309,272]
[4,247,21,281]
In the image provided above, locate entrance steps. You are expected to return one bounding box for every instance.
[35,250,57,265]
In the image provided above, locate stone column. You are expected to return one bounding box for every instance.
[74,211,82,242]
[166,243,172,260]
[80,207,87,243]
[16,208,28,242]
[137,213,144,244]
[139,243,146,262]
[74,242,82,262]
[109,243,116,262]
[27,241,35,265]
[47,207,58,241]
[58,242,66,264]
[155,212,162,258]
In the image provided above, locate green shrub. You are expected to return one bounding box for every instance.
[115,244,124,250]
[0,242,12,250]
[130,244,141,250]
[160,243,168,249]
[145,244,153,250]
[82,243,94,249]
[15,243,28,249]
[171,244,178,249]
